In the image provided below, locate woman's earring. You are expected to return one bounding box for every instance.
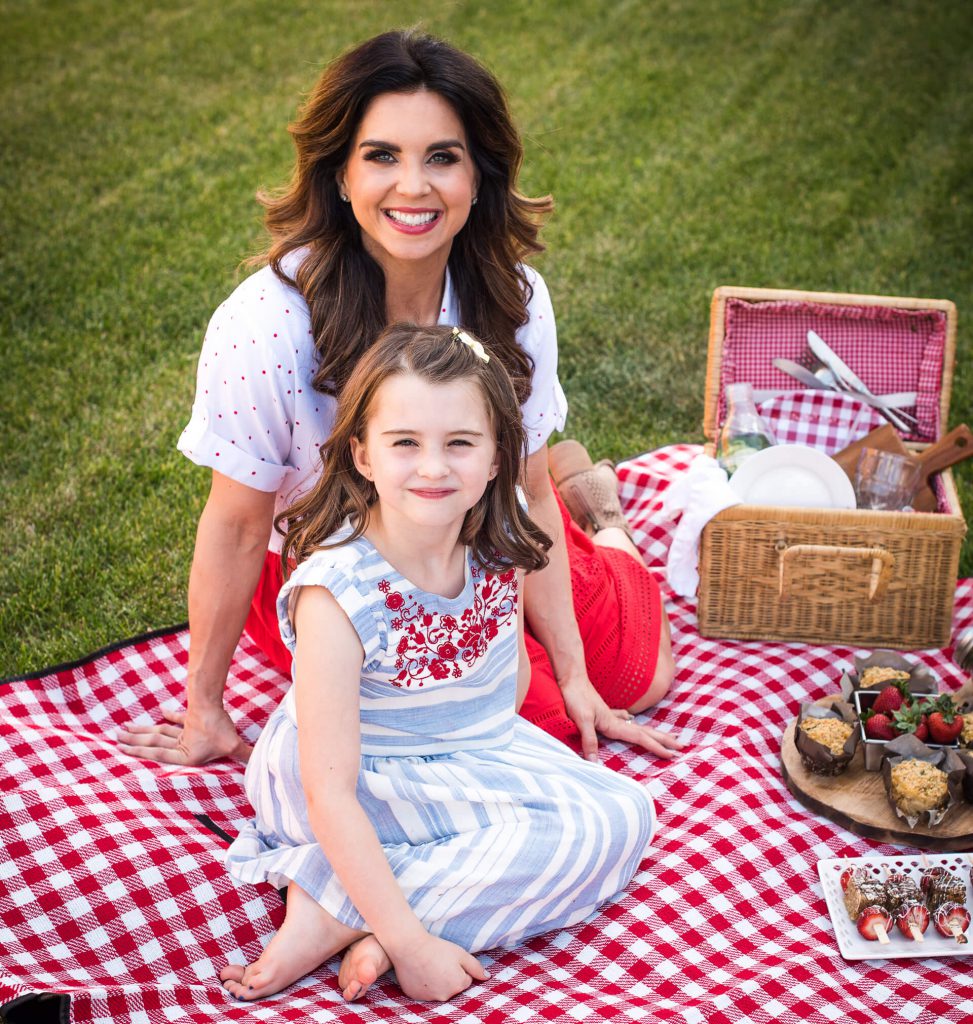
[340,193,350,202]
[471,195,478,205]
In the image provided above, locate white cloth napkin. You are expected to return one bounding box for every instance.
[661,454,741,598]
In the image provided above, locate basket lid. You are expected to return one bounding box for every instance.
[704,286,957,448]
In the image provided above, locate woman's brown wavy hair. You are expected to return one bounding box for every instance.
[277,323,551,577]
[256,29,553,403]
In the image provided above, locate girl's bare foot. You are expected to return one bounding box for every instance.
[220,882,365,1000]
[338,935,392,1001]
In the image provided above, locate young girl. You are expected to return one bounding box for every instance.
[220,324,656,1004]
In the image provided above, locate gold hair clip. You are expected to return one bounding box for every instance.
[451,326,490,363]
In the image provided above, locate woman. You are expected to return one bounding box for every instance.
[118,29,678,767]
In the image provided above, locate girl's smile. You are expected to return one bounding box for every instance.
[410,487,456,499]
[350,373,498,541]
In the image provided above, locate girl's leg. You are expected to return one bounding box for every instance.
[591,524,645,564]
[220,881,375,1001]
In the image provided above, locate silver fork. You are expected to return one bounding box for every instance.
[797,340,914,430]
[797,344,843,389]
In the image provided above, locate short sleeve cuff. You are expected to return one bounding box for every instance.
[178,416,289,493]
[524,379,568,453]
[276,553,387,669]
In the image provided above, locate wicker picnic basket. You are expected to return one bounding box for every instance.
[697,286,966,649]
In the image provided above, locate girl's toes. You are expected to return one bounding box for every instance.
[219,963,246,985]
[338,938,384,1001]
[342,960,378,1001]
[220,962,266,1000]
[342,980,364,1001]
[221,979,249,1001]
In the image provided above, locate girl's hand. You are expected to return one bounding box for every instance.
[390,933,488,1003]
[560,674,686,763]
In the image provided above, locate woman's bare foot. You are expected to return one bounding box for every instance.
[220,882,365,1000]
[338,935,392,1001]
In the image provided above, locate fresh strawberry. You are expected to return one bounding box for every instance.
[924,695,964,745]
[892,702,929,742]
[863,710,898,741]
[895,901,929,941]
[857,905,892,942]
[871,680,911,716]
[933,902,970,943]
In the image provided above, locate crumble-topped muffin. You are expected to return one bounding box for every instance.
[860,666,912,689]
[799,716,853,755]
[888,759,949,815]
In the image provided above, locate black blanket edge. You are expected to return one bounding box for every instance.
[0,623,189,688]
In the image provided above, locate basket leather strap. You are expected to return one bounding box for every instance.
[776,543,895,602]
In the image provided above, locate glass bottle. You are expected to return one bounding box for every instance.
[716,382,776,475]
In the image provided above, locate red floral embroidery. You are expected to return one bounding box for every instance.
[384,571,518,687]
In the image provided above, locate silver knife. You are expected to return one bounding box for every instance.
[806,330,911,431]
[773,356,918,422]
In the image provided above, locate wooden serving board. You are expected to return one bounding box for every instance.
[781,713,973,852]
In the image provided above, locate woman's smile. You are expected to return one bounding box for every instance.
[383,208,444,233]
[339,90,478,269]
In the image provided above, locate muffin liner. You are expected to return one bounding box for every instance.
[958,748,973,804]
[840,651,938,699]
[795,701,859,776]
[881,734,965,829]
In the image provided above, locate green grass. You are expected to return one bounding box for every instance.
[3,0,972,675]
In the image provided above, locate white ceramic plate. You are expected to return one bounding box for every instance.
[729,444,857,509]
[818,853,972,960]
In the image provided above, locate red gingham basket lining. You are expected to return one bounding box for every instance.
[719,299,948,443]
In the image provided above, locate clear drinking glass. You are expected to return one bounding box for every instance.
[854,448,921,511]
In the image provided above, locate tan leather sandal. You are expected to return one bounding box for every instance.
[549,439,635,540]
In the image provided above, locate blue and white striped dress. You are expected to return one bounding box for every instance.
[226,527,655,952]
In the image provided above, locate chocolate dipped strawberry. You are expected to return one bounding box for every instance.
[856,905,892,943]
[895,901,929,942]
[932,902,970,944]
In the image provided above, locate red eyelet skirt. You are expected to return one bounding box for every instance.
[244,482,662,752]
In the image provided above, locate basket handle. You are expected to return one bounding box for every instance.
[776,543,895,601]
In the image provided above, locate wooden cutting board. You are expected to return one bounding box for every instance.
[781,711,973,852]
[832,424,908,478]
[832,424,973,512]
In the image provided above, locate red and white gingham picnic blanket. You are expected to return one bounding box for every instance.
[2,444,972,1024]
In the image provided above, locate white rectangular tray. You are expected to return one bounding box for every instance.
[818,852,972,960]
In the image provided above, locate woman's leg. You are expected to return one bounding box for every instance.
[591,527,675,712]
[545,442,676,714]
[242,551,293,675]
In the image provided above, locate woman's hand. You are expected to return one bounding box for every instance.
[117,705,251,766]
[389,933,488,1003]
[117,471,273,767]
[559,672,686,763]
